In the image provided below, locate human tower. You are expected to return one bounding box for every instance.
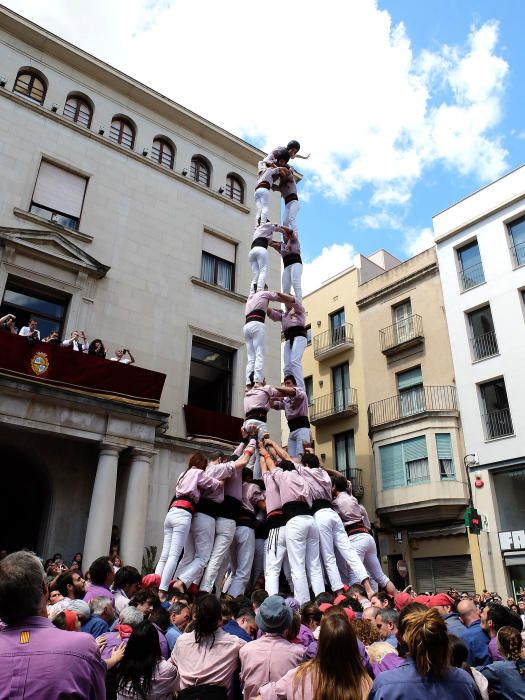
[155,141,397,604]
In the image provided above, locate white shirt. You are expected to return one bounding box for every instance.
[19,326,40,339]
[62,338,87,351]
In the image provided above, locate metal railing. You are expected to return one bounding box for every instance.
[310,387,358,422]
[460,261,485,291]
[470,330,499,361]
[368,385,457,429]
[313,323,354,358]
[379,314,423,353]
[510,240,525,268]
[483,407,514,440]
[339,467,364,498]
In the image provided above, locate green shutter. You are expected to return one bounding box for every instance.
[402,435,427,462]
[397,366,422,390]
[379,443,405,490]
[435,433,453,460]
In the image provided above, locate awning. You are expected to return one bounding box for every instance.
[408,523,467,539]
[503,552,525,567]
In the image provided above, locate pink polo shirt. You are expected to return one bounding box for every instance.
[259,666,371,700]
[175,467,221,504]
[244,385,281,415]
[245,291,280,317]
[252,222,280,244]
[296,465,332,501]
[267,299,305,331]
[256,167,280,189]
[279,232,301,257]
[239,634,304,700]
[271,469,312,507]
[333,491,370,527]
[262,470,283,513]
[171,628,245,690]
[272,388,309,421]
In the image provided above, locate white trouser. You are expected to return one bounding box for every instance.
[175,512,216,588]
[287,427,312,458]
[285,514,324,604]
[155,507,193,592]
[283,200,299,234]
[265,525,287,596]
[243,321,266,385]
[282,262,303,301]
[248,246,268,291]
[242,419,268,479]
[255,189,270,226]
[348,532,390,588]
[228,525,255,597]
[283,336,307,390]
[200,517,236,593]
[251,537,265,587]
[315,509,368,591]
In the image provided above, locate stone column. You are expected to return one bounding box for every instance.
[119,448,156,570]
[83,443,123,571]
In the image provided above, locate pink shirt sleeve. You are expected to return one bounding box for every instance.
[267,307,283,323]
[259,668,297,700]
[272,399,285,411]
[197,470,221,493]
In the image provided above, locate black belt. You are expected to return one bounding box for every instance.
[179,685,227,700]
[287,415,310,432]
[236,508,256,529]
[220,495,242,521]
[283,326,307,342]
[267,510,287,530]
[256,181,271,190]
[311,499,332,514]
[196,498,221,519]
[251,237,269,249]
[245,408,268,422]
[283,500,311,520]
[345,521,369,536]
[245,310,266,324]
[283,253,302,268]
[284,193,298,204]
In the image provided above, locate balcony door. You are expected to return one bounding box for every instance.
[0,277,69,339]
[188,339,234,414]
[467,305,498,360]
[393,300,412,344]
[480,378,513,439]
[332,362,349,411]
[397,366,425,417]
[330,308,346,346]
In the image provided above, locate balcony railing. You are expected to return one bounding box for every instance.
[184,404,244,443]
[313,323,354,360]
[368,385,457,430]
[379,314,424,355]
[510,240,525,268]
[460,262,485,291]
[470,330,499,361]
[347,467,364,499]
[310,387,358,425]
[483,407,514,440]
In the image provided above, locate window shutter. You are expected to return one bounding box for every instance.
[397,366,422,390]
[202,232,236,263]
[402,436,427,462]
[435,433,453,460]
[379,443,405,490]
[33,161,87,218]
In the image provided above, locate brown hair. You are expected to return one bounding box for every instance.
[285,611,301,642]
[294,613,372,700]
[497,626,525,677]
[351,619,380,646]
[399,607,449,677]
[187,453,208,470]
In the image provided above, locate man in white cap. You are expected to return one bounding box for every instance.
[239,595,303,700]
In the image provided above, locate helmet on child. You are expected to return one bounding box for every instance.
[286,140,300,153]
[274,147,290,163]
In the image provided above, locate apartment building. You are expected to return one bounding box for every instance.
[0,7,281,568]
[434,164,525,597]
[356,247,480,592]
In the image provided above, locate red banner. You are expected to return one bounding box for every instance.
[0,332,165,408]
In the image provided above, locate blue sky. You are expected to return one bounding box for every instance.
[5,0,525,290]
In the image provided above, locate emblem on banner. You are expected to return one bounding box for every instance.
[30,351,49,376]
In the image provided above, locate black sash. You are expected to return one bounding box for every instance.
[196,498,221,519]
[220,495,242,521]
[287,415,310,432]
[236,508,256,529]
[283,500,310,520]
[251,237,269,249]
[283,325,307,342]
[245,309,266,324]
[267,510,287,530]
[245,408,268,421]
[311,499,332,514]
[283,253,302,268]
[179,685,227,700]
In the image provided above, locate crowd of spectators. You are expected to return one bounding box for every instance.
[1,546,524,699]
[0,313,135,364]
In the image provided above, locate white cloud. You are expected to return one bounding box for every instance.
[403,227,435,257]
[302,243,356,296]
[3,1,509,214]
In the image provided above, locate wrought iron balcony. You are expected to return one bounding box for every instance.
[510,240,525,268]
[483,407,514,440]
[313,323,354,360]
[379,314,424,355]
[460,261,485,291]
[347,467,364,499]
[470,330,499,361]
[310,387,358,425]
[368,385,458,430]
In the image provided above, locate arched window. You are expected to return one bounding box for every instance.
[63,93,93,128]
[152,137,175,169]
[225,173,244,204]
[109,116,135,149]
[190,156,211,187]
[13,68,47,105]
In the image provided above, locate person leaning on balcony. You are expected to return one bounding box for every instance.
[110,347,135,364]
[62,329,88,351]
[19,317,40,341]
[88,338,107,358]
[0,313,17,334]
